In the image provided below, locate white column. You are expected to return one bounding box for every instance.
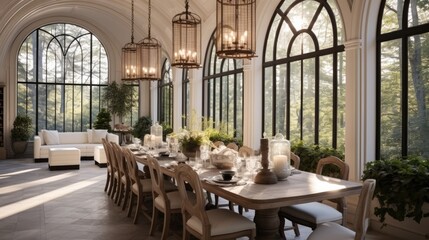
[172,67,183,132]
[344,39,364,182]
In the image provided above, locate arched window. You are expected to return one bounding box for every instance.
[263,0,345,149]
[203,32,243,139]
[17,23,111,133]
[377,0,429,159]
[158,58,173,127]
[182,69,190,128]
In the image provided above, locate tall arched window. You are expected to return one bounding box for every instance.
[263,0,345,149]
[203,32,243,139]
[17,23,110,133]
[377,0,429,159]
[158,58,173,127]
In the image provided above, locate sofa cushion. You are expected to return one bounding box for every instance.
[58,132,89,144]
[43,130,60,145]
[91,129,108,143]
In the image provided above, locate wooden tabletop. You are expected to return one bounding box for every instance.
[134,155,362,210]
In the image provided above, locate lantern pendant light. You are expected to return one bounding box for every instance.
[138,0,161,80]
[216,0,257,59]
[171,0,202,68]
[121,0,141,81]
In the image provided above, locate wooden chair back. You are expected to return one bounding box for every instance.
[175,164,210,238]
[102,138,113,169]
[354,179,376,240]
[238,146,254,157]
[226,142,239,151]
[112,142,127,180]
[290,152,301,169]
[316,156,350,224]
[146,156,169,204]
[123,148,141,192]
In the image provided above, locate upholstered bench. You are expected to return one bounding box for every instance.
[48,147,81,170]
[94,145,107,168]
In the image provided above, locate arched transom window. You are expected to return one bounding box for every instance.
[17,23,109,133]
[263,0,345,149]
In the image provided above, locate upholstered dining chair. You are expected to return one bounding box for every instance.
[278,155,350,238]
[102,138,113,194]
[146,156,182,240]
[307,179,376,240]
[290,152,301,169]
[111,142,130,209]
[123,148,153,224]
[175,164,256,240]
[103,139,120,200]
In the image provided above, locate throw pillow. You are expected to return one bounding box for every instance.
[92,129,108,144]
[38,130,45,145]
[43,130,60,145]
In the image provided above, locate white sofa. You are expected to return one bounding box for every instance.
[34,129,119,162]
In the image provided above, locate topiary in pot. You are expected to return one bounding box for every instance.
[132,116,152,140]
[94,108,112,131]
[11,114,32,154]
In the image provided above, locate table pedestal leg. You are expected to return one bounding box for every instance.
[254,208,281,239]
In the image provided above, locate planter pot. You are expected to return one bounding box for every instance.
[12,141,28,154]
[182,146,200,159]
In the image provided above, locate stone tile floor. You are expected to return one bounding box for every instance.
[0,158,401,240]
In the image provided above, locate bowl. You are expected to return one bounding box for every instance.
[220,170,236,181]
[210,154,235,169]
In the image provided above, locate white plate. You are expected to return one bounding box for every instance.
[211,175,240,184]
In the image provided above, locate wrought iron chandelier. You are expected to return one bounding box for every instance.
[216,0,257,59]
[121,0,141,81]
[171,0,202,68]
[138,0,161,80]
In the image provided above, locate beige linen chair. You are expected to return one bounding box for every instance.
[278,156,349,238]
[175,164,256,240]
[102,138,113,194]
[307,179,376,240]
[146,156,181,240]
[111,142,130,209]
[104,139,120,200]
[123,148,153,224]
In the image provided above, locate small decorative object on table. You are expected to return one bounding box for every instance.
[254,137,278,184]
[269,133,291,180]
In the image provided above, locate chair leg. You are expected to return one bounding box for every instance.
[292,222,300,236]
[127,193,134,217]
[238,205,243,215]
[228,201,234,211]
[133,194,142,224]
[122,184,130,211]
[107,174,114,196]
[149,207,158,236]
[104,172,110,192]
[116,182,123,205]
[110,178,117,200]
[214,194,219,207]
[279,217,287,240]
[161,211,171,240]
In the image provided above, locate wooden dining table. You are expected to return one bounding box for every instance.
[133,153,362,239]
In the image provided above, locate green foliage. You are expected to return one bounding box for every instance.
[202,117,242,147]
[362,156,429,225]
[11,115,32,142]
[102,82,134,120]
[93,108,112,131]
[291,141,345,176]
[161,123,173,141]
[132,116,152,140]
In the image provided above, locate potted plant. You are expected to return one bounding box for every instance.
[11,114,32,154]
[93,108,112,131]
[132,116,152,140]
[362,156,429,225]
[102,81,134,124]
[174,128,210,158]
